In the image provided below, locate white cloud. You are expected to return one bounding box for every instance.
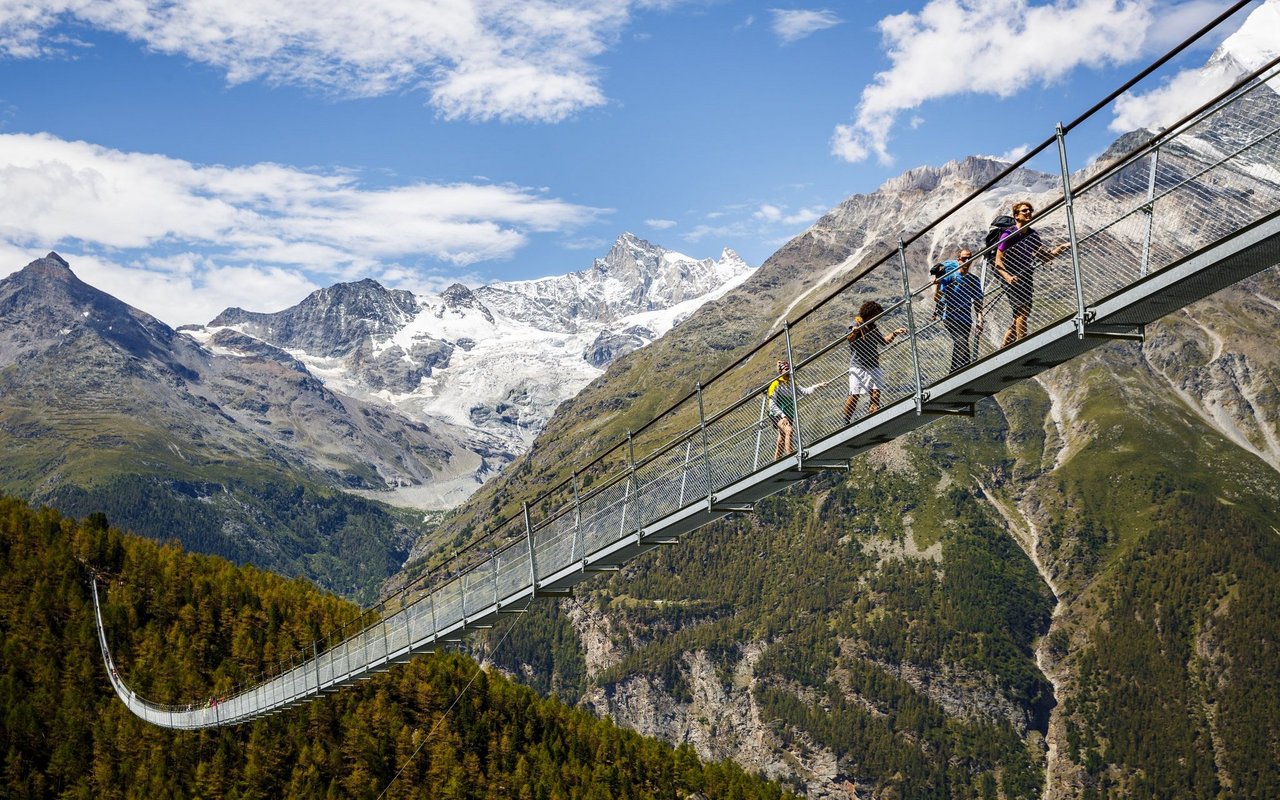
[0,0,648,123]
[1112,0,1280,132]
[980,144,1031,163]
[645,218,677,229]
[0,132,605,323]
[753,203,825,226]
[833,0,1153,164]
[1144,0,1247,55]
[1110,65,1239,132]
[770,9,842,44]
[686,200,826,246]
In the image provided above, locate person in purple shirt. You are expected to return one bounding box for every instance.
[994,201,1070,346]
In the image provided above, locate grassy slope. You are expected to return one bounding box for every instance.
[0,399,419,603]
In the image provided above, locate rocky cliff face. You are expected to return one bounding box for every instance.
[210,278,419,358]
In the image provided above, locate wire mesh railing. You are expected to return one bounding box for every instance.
[96,28,1280,727]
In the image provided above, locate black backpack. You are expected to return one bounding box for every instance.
[983,215,1017,265]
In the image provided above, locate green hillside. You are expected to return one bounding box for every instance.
[0,495,796,800]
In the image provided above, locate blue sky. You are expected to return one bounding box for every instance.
[0,0,1263,325]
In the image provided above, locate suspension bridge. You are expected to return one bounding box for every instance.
[95,28,1280,729]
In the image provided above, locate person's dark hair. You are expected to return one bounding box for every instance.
[929,263,946,277]
[857,300,884,320]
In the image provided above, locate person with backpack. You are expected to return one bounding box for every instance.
[993,201,1070,346]
[929,259,960,320]
[935,249,984,372]
[842,301,908,423]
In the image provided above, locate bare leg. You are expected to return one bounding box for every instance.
[774,418,794,459]
[843,394,859,423]
[1013,310,1029,341]
[868,388,882,414]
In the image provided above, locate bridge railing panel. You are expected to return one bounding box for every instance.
[435,579,462,632]
[462,561,490,618]
[497,537,535,595]
[532,512,571,581]
[578,475,628,556]
[635,434,701,523]
[703,395,770,489]
[387,607,410,655]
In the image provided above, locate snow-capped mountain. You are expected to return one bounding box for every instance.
[186,233,753,507]
[1214,0,1280,74]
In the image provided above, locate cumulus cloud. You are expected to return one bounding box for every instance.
[833,0,1153,164]
[0,0,647,122]
[685,201,825,245]
[753,203,825,226]
[978,144,1032,163]
[770,9,842,44]
[1110,65,1240,132]
[0,132,604,323]
[1112,0,1280,132]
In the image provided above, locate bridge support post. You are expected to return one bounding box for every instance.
[523,502,538,598]
[677,441,692,508]
[783,321,804,470]
[1140,144,1160,278]
[697,382,713,511]
[620,431,634,536]
[429,591,438,639]
[1056,122,1089,338]
[751,396,767,471]
[897,239,926,414]
[381,617,389,666]
[460,572,468,628]
[570,470,583,562]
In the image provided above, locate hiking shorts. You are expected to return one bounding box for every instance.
[1005,277,1034,314]
[848,365,884,395]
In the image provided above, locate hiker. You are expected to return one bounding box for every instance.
[993,201,1070,345]
[767,361,798,459]
[843,301,907,422]
[929,259,960,320]
[766,360,829,460]
[935,249,984,372]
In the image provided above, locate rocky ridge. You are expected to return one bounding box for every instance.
[190,233,752,507]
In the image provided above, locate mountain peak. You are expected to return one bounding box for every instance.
[441,283,477,305]
[439,282,494,323]
[20,251,75,281]
[206,277,418,358]
[1215,0,1280,73]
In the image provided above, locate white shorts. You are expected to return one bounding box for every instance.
[848,365,884,395]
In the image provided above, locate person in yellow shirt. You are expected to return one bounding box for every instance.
[766,360,831,460]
